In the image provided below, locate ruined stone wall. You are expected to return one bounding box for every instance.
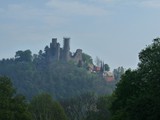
[71,49,82,64]
[46,37,82,64]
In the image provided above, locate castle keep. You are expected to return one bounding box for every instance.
[45,37,82,64]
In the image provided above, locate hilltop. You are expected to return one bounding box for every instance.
[0,37,124,100]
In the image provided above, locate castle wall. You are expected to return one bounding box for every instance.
[71,49,82,64]
[46,37,82,64]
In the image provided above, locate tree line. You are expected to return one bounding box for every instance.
[0,76,67,120]
[0,46,117,120]
[2,38,160,119]
[110,38,160,120]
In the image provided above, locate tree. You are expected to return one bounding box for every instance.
[110,70,141,120]
[104,64,110,71]
[62,93,97,120]
[113,66,125,81]
[82,53,93,69]
[95,56,102,67]
[15,50,32,62]
[86,95,113,120]
[0,76,32,120]
[110,38,160,120]
[29,93,68,120]
[82,53,93,64]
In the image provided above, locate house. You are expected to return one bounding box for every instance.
[103,71,114,82]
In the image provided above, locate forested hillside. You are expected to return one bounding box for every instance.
[0,45,116,101]
[1,38,160,120]
[0,59,115,100]
[0,39,123,120]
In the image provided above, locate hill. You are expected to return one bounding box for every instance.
[0,37,117,100]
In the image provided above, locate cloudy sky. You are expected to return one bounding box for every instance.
[0,0,160,70]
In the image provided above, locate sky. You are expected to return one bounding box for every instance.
[0,0,160,70]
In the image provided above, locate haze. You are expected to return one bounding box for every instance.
[1,0,160,70]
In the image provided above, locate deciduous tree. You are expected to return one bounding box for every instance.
[29,93,67,120]
[0,76,31,120]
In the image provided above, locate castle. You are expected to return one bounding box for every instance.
[45,37,83,65]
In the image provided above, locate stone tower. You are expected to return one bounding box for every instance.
[63,37,70,61]
[51,38,57,46]
[50,38,57,56]
[49,38,60,61]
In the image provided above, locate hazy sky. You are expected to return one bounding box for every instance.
[1,0,160,70]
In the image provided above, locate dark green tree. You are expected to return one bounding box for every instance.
[110,70,141,120]
[15,50,32,62]
[110,38,160,120]
[104,64,110,71]
[0,76,31,120]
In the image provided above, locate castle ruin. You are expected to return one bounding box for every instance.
[45,37,82,64]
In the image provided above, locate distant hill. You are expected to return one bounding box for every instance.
[0,37,117,100]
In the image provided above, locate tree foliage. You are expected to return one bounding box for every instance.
[110,38,160,120]
[0,52,113,100]
[0,76,31,120]
[82,53,93,64]
[29,93,67,120]
[113,66,125,81]
[95,56,102,67]
[61,93,97,120]
[86,95,113,120]
[0,45,117,120]
[15,50,32,62]
[104,64,110,71]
